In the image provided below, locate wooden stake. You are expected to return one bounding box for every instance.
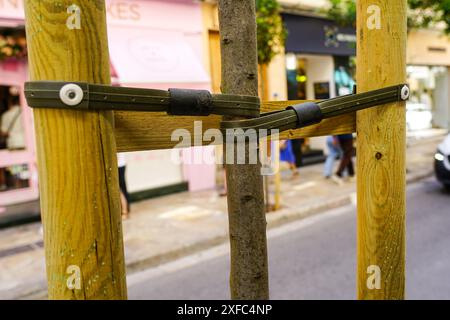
[114,109,355,152]
[273,141,281,211]
[24,0,127,299]
[218,0,269,299]
[356,0,407,299]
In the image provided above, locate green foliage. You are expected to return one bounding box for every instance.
[408,0,450,33]
[326,0,356,28]
[256,0,287,65]
[0,32,27,61]
[325,0,450,34]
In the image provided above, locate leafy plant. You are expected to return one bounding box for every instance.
[326,0,357,28]
[256,0,287,65]
[408,0,450,33]
[0,32,27,61]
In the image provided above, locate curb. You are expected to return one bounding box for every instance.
[406,133,447,148]
[126,169,434,275]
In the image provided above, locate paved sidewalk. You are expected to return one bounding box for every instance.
[0,132,445,299]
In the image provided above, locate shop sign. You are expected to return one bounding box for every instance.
[105,0,201,33]
[0,1,201,34]
[106,1,141,23]
[0,0,141,23]
[283,13,356,56]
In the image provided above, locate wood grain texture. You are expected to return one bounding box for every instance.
[356,0,407,299]
[218,0,269,299]
[24,0,127,299]
[114,102,356,152]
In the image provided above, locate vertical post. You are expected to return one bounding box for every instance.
[24,1,127,299]
[274,141,281,211]
[356,0,407,299]
[218,0,269,299]
[447,67,450,131]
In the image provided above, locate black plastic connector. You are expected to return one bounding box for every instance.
[286,102,323,129]
[168,88,213,116]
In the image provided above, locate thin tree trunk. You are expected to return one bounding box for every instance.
[218,0,269,300]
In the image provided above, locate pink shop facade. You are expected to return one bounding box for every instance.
[0,0,216,215]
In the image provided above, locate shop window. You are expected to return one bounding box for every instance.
[286,54,307,100]
[0,85,25,151]
[334,56,356,96]
[314,82,330,99]
[406,66,447,131]
[0,164,30,192]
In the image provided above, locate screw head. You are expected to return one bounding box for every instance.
[400,85,410,101]
[59,83,83,106]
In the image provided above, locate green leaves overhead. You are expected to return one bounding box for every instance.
[408,0,450,33]
[256,0,287,65]
[325,0,450,34]
[326,0,357,28]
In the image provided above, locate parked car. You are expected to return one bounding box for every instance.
[435,133,450,189]
[406,102,432,131]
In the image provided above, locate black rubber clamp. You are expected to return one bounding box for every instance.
[168,88,213,116]
[286,102,323,128]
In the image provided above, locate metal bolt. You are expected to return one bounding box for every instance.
[400,85,410,101]
[59,83,83,106]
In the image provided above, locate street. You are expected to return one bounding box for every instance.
[0,133,441,300]
[1,0,450,303]
[128,177,450,300]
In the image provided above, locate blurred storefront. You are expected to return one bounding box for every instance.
[105,0,214,195]
[282,13,356,165]
[279,10,450,161]
[0,0,38,218]
[407,29,450,131]
[0,0,215,223]
[277,1,450,133]
[202,2,357,167]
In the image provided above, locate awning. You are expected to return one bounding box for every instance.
[282,14,356,56]
[107,26,209,84]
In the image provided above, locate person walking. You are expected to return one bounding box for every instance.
[332,133,355,185]
[1,94,24,151]
[324,135,341,179]
[117,153,130,219]
[280,140,298,177]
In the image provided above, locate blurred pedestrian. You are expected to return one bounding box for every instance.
[280,140,298,177]
[332,134,355,185]
[324,135,341,179]
[0,93,24,151]
[0,168,5,191]
[117,153,130,219]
